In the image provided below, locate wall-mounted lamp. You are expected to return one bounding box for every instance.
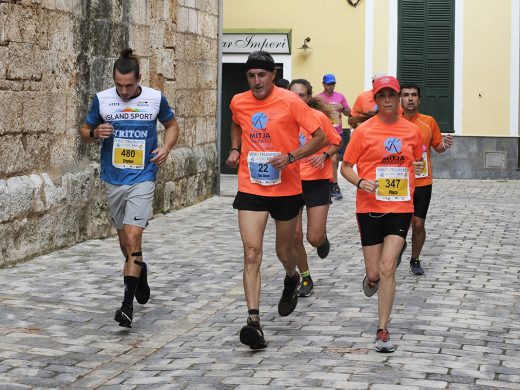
[298,37,311,50]
[347,0,361,7]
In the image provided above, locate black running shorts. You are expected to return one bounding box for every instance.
[233,191,304,221]
[413,184,432,219]
[356,212,413,246]
[302,179,331,208]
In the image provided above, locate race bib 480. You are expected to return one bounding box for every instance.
[112,138,145,170]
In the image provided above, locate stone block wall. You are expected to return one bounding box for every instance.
[431,136,520,180]
[0,0,219,266]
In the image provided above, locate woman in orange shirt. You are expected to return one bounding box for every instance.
[341,76,424,353]
[289,79,342,297]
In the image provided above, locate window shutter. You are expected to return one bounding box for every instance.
[398,0,455,132]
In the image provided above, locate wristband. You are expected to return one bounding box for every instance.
[323,152,330,160]
[356,178,364,189]
[230,147,240,154]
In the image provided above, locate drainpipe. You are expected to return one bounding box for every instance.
[216,0,224,194]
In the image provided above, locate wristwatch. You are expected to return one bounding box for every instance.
[323,152,330,160]
[287,153,296,164]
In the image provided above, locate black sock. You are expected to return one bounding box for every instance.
[284,273,299,286]
[122,276,139,308]
[248,309,259,316]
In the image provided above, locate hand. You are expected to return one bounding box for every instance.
[226,149,240,169]
[412,160,424,175]
[443,134,453,149]
[95,123,113,139]
[268,153,290,171]
[150,146,170,166]
[307,154,325,168]
[359,179,377,193]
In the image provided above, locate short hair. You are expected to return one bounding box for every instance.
[275,78,290,89]
[113,48,140,79]
[400,82,421,98]
[289,78,313,96]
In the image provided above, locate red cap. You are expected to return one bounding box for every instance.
[372,76,400,94]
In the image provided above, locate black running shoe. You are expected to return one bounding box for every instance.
[135,261,150,305]
[278,273,300,316]
[114,304,133,328]
[396,242,407,268]
[410,258,425,275]
[239,317,267,350]
[317,237,330,259]
[298,276,314,297]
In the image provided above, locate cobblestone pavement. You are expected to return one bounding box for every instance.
[1,179,519,389]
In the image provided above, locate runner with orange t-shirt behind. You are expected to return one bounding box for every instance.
[400,82,453,275]
[288,79,342,297]
[226,51,326,350]
[341,76,424,353]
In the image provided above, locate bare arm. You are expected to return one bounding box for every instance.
[79,122,114,143]
[433,134,453,153]
[269,128,327,170]
[226,121,242,169]
[151,117,180,166]
[340,162,377,193]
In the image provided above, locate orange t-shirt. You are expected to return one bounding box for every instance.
[402,112,443,187]
[351,90,377,116]
[343,115,424,213]
[299,109,342,181]
[230,87,321,196]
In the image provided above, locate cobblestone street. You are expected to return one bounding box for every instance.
[1,179,519,389]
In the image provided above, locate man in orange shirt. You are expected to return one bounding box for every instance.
[226,51,326,349]
[348,72,386,129]
[341,76,424,353]
[400,83,453,275]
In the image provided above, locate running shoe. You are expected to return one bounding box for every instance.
[278,273,300,316]
[333,184,343,200]
[375,328,395,353]
[396,241,407,268]
[135,261,150,305]
[239,317,267,350]
[410,258,425,275]
[114,304,133,328]
[317,237,330,259]
[298,275,314,297]
[362,275,379,297]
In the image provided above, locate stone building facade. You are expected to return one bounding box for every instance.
[0,0,219,266]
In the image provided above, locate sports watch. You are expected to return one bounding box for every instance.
[287,153,296,164]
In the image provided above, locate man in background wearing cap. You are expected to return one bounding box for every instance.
[348,72,386,129]
[400,82,453,276]
[226,50,326,350]
[341,75,424,353]
[317,74,351,200]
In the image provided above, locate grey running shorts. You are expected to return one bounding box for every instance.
[105,181,155,230]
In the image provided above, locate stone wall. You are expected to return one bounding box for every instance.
[431,136,520,180]
[0,0,219,266]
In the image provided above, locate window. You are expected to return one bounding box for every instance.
[398,0,455,132]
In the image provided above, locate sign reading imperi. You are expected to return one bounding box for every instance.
[222,33,290,54]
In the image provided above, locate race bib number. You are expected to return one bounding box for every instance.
[415,152,428,178]
[112,138,145,170]
[248,151,281,186]
[376,166,410,201]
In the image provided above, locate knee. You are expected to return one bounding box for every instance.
[412,219,425,233]
[379,260,396,280]
[294,226,304,243]
[306,232,323,248]
[244,246,262,267]
[276,243,292,261]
